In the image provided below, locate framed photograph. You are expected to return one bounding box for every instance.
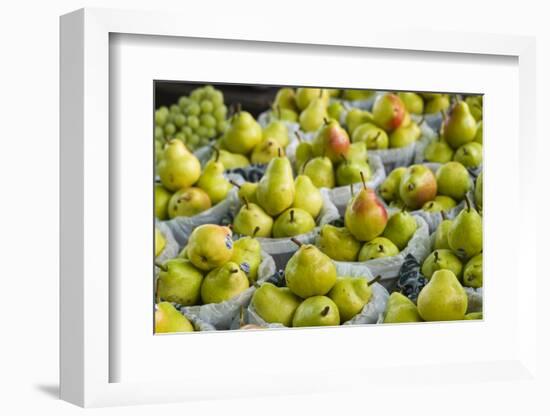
[60,8,538,408]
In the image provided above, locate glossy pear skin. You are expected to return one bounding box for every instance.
[383,292,422,323]
[187,224,234,271]
[155,184,172,220]
[382,210,417,250]
[233,202,273,238]
[272,208,316,238]
[443,101,478,149]
[448,201,482,259]
[292,175,323,218]
[158,140,201,191]
[197,157,231,204]
[200,262,249,304]
[168,187,211,218]
[292,296,340,327]
[345,186,388,241]
[421,249,463,281]
[372,93,406,131]
[231,236,262,283]
[303,156,335,189]
[436,162,471,201]
[256,155,295,216]
[157,258,204,306]
[299,97,328,132]
[328,277,372,322]
[358,237,399,261]
[222,111,263,154]
[251,283,301,327]
[463,253,483,288]
[399,165,437,209]
[155,302,194,333]
[315,224,361,262]
[433,219,452,250]
[417,270,468,321]
[311,120,350,163]
[379,167,406,202]
[155,228,166,257]
[285,244,337,298]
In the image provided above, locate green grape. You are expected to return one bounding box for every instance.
[174,131,187,142]
[164,123,176,137]
[200,114,217,129]
[200,99,214,113]
[178,96,191,110]
[199,137,210,147]
[196,126,209,137]
[190,88,204,102]
[211,90,224,107]
[188,134,200,147]
[182,126,193,136]
[187,115,200,129]
[170,104,181,114]
[186,101,201,116]
[216,120,228,134]
[206,127,216,138]
[154,125,164,141]
[155,107,169,126]
[213,105,227,122]
[173,114,186,128]
[203,85,215,96]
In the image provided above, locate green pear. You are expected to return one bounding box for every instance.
[383,292,422,323]
[352,123,389,150]
[435,161,471,201]
[273,107,298,122]
[168,187,212,218]
[475,173,483,213]
[155,184,172,220]
[231,231,262,283]
[434,195,457,210]
[399,164,437,209]
[156,258,204,306]
[345,109,374,136]
[327,101,345,121]
[422,200,444,213]
[465,95,483,121]
[273,87,298,112]
[424,95,450,114]
[315,224,361,261]
[379,167,407,202]
[292,175,323,218]
[443,101,478,149]
[187,224,234,271]
[448,197,483,259]
[424,137,454,163]
[328,276,373,322]
[421,249,463,280]
[358,237,399,261]
[285,242,337,298]
[272,208,316,238]
[158,140,201,191]
[372,93,406,131]
[336,155,372,186]
[250,138,285,165]
[417,269,468,321]
[295,88,329,111]
[398,92,424,115]
[233,200,273,238]
[197,149,232,204]
[454,142,482,168]
[262,120,290,147]
[292,296,340,327]
[382,209,417,250]
[294,133,313,172]
[465,312,483,320]
[299,96,328,132]
[222,110,263,155]
[345,175,388,241]
[311,119,351,163]
[303,156,335,188]
[433,219,452,250]
[178,245,188,259]
[342,89,374,101]
[201,262,250,304]
[474,122,483,144]
[389,122,421,148]
[347,141,368,163]
[214,149,250,169]
[251,282,301,327]
[256,153,295,216]
[231,181,259,205]
[155,228,166,257]
[463,253,483,288]
[155,302,194,333]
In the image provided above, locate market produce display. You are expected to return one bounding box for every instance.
[153,84,483,333]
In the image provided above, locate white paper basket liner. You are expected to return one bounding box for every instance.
[464,287,483,314]
[333,216,431,282]
[180,250,277,330]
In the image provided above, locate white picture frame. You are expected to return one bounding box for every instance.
[60,7,539,408]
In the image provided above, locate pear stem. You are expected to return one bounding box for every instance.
[229,180,241,189]
[252,226,261,238]
[378,245,384,253]
[242,196,250,210]
[340,153,348,163]
[295,131,302,142]
[320,306,330,317]
[318,89,323,98]
[350,184,355,197]
[323,117,329,126]
[465,194,473,212]
[211,146,220,162]
[418,116,425,126]
[441,211,448,220]
[454,94,461,105]
[368,275,382,286]
[373,131,381,142]
[301,157,312,174]
[290,237,303,247]
[155,261,167,272]
[360,171,367,190]
[434,251,439,262]
[236,103,242,114]
[290,210,295,223]
[230,268,239,274]
[278,147,282,158]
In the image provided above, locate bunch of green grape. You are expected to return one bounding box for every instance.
[155,85,228,150]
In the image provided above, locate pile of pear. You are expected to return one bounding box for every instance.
[154,223,266,334]
[315,175,417,262]
[251,239,381,327]
[379,160,474,214]
[155,140,233,220]
[232,152,324,239]
[423,97,483,168]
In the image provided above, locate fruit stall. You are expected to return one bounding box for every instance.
[153,83,483,333]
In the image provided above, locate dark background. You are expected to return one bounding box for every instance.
[154,81,281,117]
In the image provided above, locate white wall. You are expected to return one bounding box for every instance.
[0,0,548,414]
